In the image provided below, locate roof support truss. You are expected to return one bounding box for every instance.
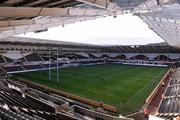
[0,7,114,18]
[76,0,121,12]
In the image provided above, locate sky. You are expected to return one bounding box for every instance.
[18,14,164,46]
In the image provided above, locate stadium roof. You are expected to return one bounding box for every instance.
[0,0,179,48]
[1,36,97,46]
[1,37,180,53]
[0,0,121,39]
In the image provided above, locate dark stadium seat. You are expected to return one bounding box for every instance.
[73,54,88,59]
[2,65,23,72]
[158,70,180,116]
[100,54,110,59]
[3,56,13,63]
[42,63,58,68]
[42,56,57,61]
[24,53,43,62]
[0,55,5,64]
[165,85,180,97]
[88,53,98,59]
[23,64,43,70]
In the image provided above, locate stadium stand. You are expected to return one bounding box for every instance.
[100,54,110,59]
[149,67,180,119]
[22,64,43,70]
[2,65,24,73]
[130,54,149,60]
[40,53,57,61]
[113,54,126,59]
[0,0,179,119]
[0,37,178,119]
[24,53,43,62]
[88,53,98,59]
[0,55,5,64]
[3,56,13,63]
[0,76,135,120]
[0,37,176,75]
[73,54,88,59]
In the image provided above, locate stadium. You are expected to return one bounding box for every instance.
[0,0,179,120]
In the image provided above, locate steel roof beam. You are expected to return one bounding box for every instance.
[13,0,37,7]
[0,7,113,17]
[31,0,63,7]
[76,0,121,12]
[0,15,98,27]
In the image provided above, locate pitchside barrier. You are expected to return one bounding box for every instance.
[16,77,117,113]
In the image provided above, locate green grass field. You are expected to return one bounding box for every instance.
[15,64,168,113]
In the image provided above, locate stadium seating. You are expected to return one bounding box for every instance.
[165,85,180,97]
[0,91,57,119]
[0,55,5,64]
[130,54,149,60]
[0,76,134,120]
[23,64,43,70]
[41,56,57,61]
[0,89,54,112]
[156,113,178,120]
[3,56,13,63]
[113,54,126,59]
[24,53,43,62]
[100,54,110,58]
[88,53,98,59]
[154,55,171,61]
[2,65,24,72]
[157,68,180,118]
[73,54,88,59]
[42,63,58,68]
[0,50,176,120]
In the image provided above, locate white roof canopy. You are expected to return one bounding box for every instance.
[0,0,179,47]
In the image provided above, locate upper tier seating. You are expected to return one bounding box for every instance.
[88,53,98,59]
[42,56,57,61]
[64,54,77,60]
[113,54,126,59]
[79,60,104,64]
[73,54,88,59]
[0,55,5,64]
[2,66,23,72]
[25,53,43,62]
[42,63,58,68]
[3,56,13,63]
[23,65,43,70]
[100,54,110,58]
